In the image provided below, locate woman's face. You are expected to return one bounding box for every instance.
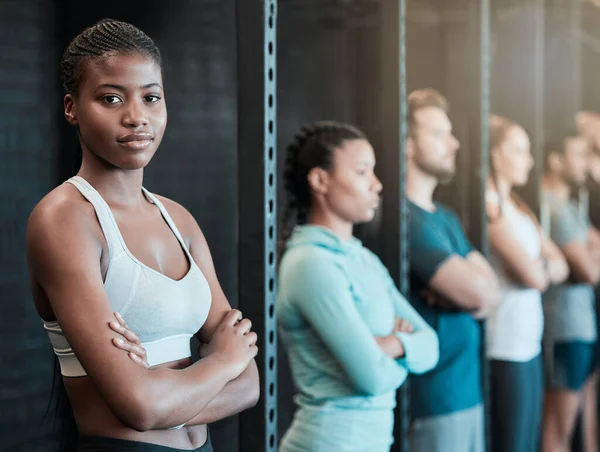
[492,126,533,187]
[562,136,589,186]
[588,150,600,183]
[64,53,167,170]
[320,139,383,224]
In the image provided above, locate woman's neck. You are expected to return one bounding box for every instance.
[77,149,145,209]
[488,175,512,201]
[308,208,354,241]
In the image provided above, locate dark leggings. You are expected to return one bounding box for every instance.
[77,434,213,452]
[490,354,543,452]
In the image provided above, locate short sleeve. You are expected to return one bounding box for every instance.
[443,207,475,257]
[549,203,587,248]
[409,209,459,283]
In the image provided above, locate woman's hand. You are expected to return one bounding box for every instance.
[110,312,149,368]
[201,309,259,380]
[374,317,415,359]
[395,317,414,334]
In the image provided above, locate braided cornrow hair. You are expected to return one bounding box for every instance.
[61,19,161,95]
[281,120,367,246]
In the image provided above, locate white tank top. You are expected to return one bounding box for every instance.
[485,193,543,362]
[43,176,212,377]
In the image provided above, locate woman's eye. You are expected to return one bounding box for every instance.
[145,95,161,103]
[102,95,121,105]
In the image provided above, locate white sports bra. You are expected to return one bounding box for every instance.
[44,176,212,377]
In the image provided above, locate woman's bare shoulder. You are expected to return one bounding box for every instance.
[152,194,201,237]
[27,183,102,262]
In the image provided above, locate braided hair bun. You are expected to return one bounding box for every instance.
[281,121,366,243]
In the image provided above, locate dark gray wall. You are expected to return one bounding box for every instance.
[544,0,581,135]
[406,0,479,228]
[581,0,600,113]
[0,1,61,451]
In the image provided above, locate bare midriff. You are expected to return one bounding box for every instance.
[65,357,208,450]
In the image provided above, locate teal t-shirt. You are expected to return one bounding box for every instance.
[277,225,439,452]
[408,201,482,419]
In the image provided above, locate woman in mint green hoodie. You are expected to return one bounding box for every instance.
[278,121,439,452]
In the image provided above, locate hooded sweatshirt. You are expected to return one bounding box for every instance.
[278,225,439,452]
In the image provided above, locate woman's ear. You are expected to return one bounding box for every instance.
[307,167,330,197]
[64,94,78,126]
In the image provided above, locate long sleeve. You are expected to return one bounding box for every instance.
[385,270,439,374]
[284,251,408,396]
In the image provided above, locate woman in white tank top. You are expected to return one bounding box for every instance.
[26,20,259,452]
[485,115,568,452]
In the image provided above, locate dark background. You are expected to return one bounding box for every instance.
[2,0,599,451]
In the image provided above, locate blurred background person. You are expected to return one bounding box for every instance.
[405,89,501,452]
[486,115,568,452]
[277,121,439,452]
[541,133,600,452]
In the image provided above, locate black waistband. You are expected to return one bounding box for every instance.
[77,434,213,452]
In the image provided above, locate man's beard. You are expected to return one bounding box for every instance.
[415,152,456,185]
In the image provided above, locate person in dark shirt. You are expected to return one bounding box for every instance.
[405,88,502,452]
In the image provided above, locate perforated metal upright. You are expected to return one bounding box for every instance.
[379,1,409,451]
[466,1,492,450]
[236,1,278,451]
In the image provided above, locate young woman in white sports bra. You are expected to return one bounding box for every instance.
[26,19,259,452]
[485,115,568,452]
